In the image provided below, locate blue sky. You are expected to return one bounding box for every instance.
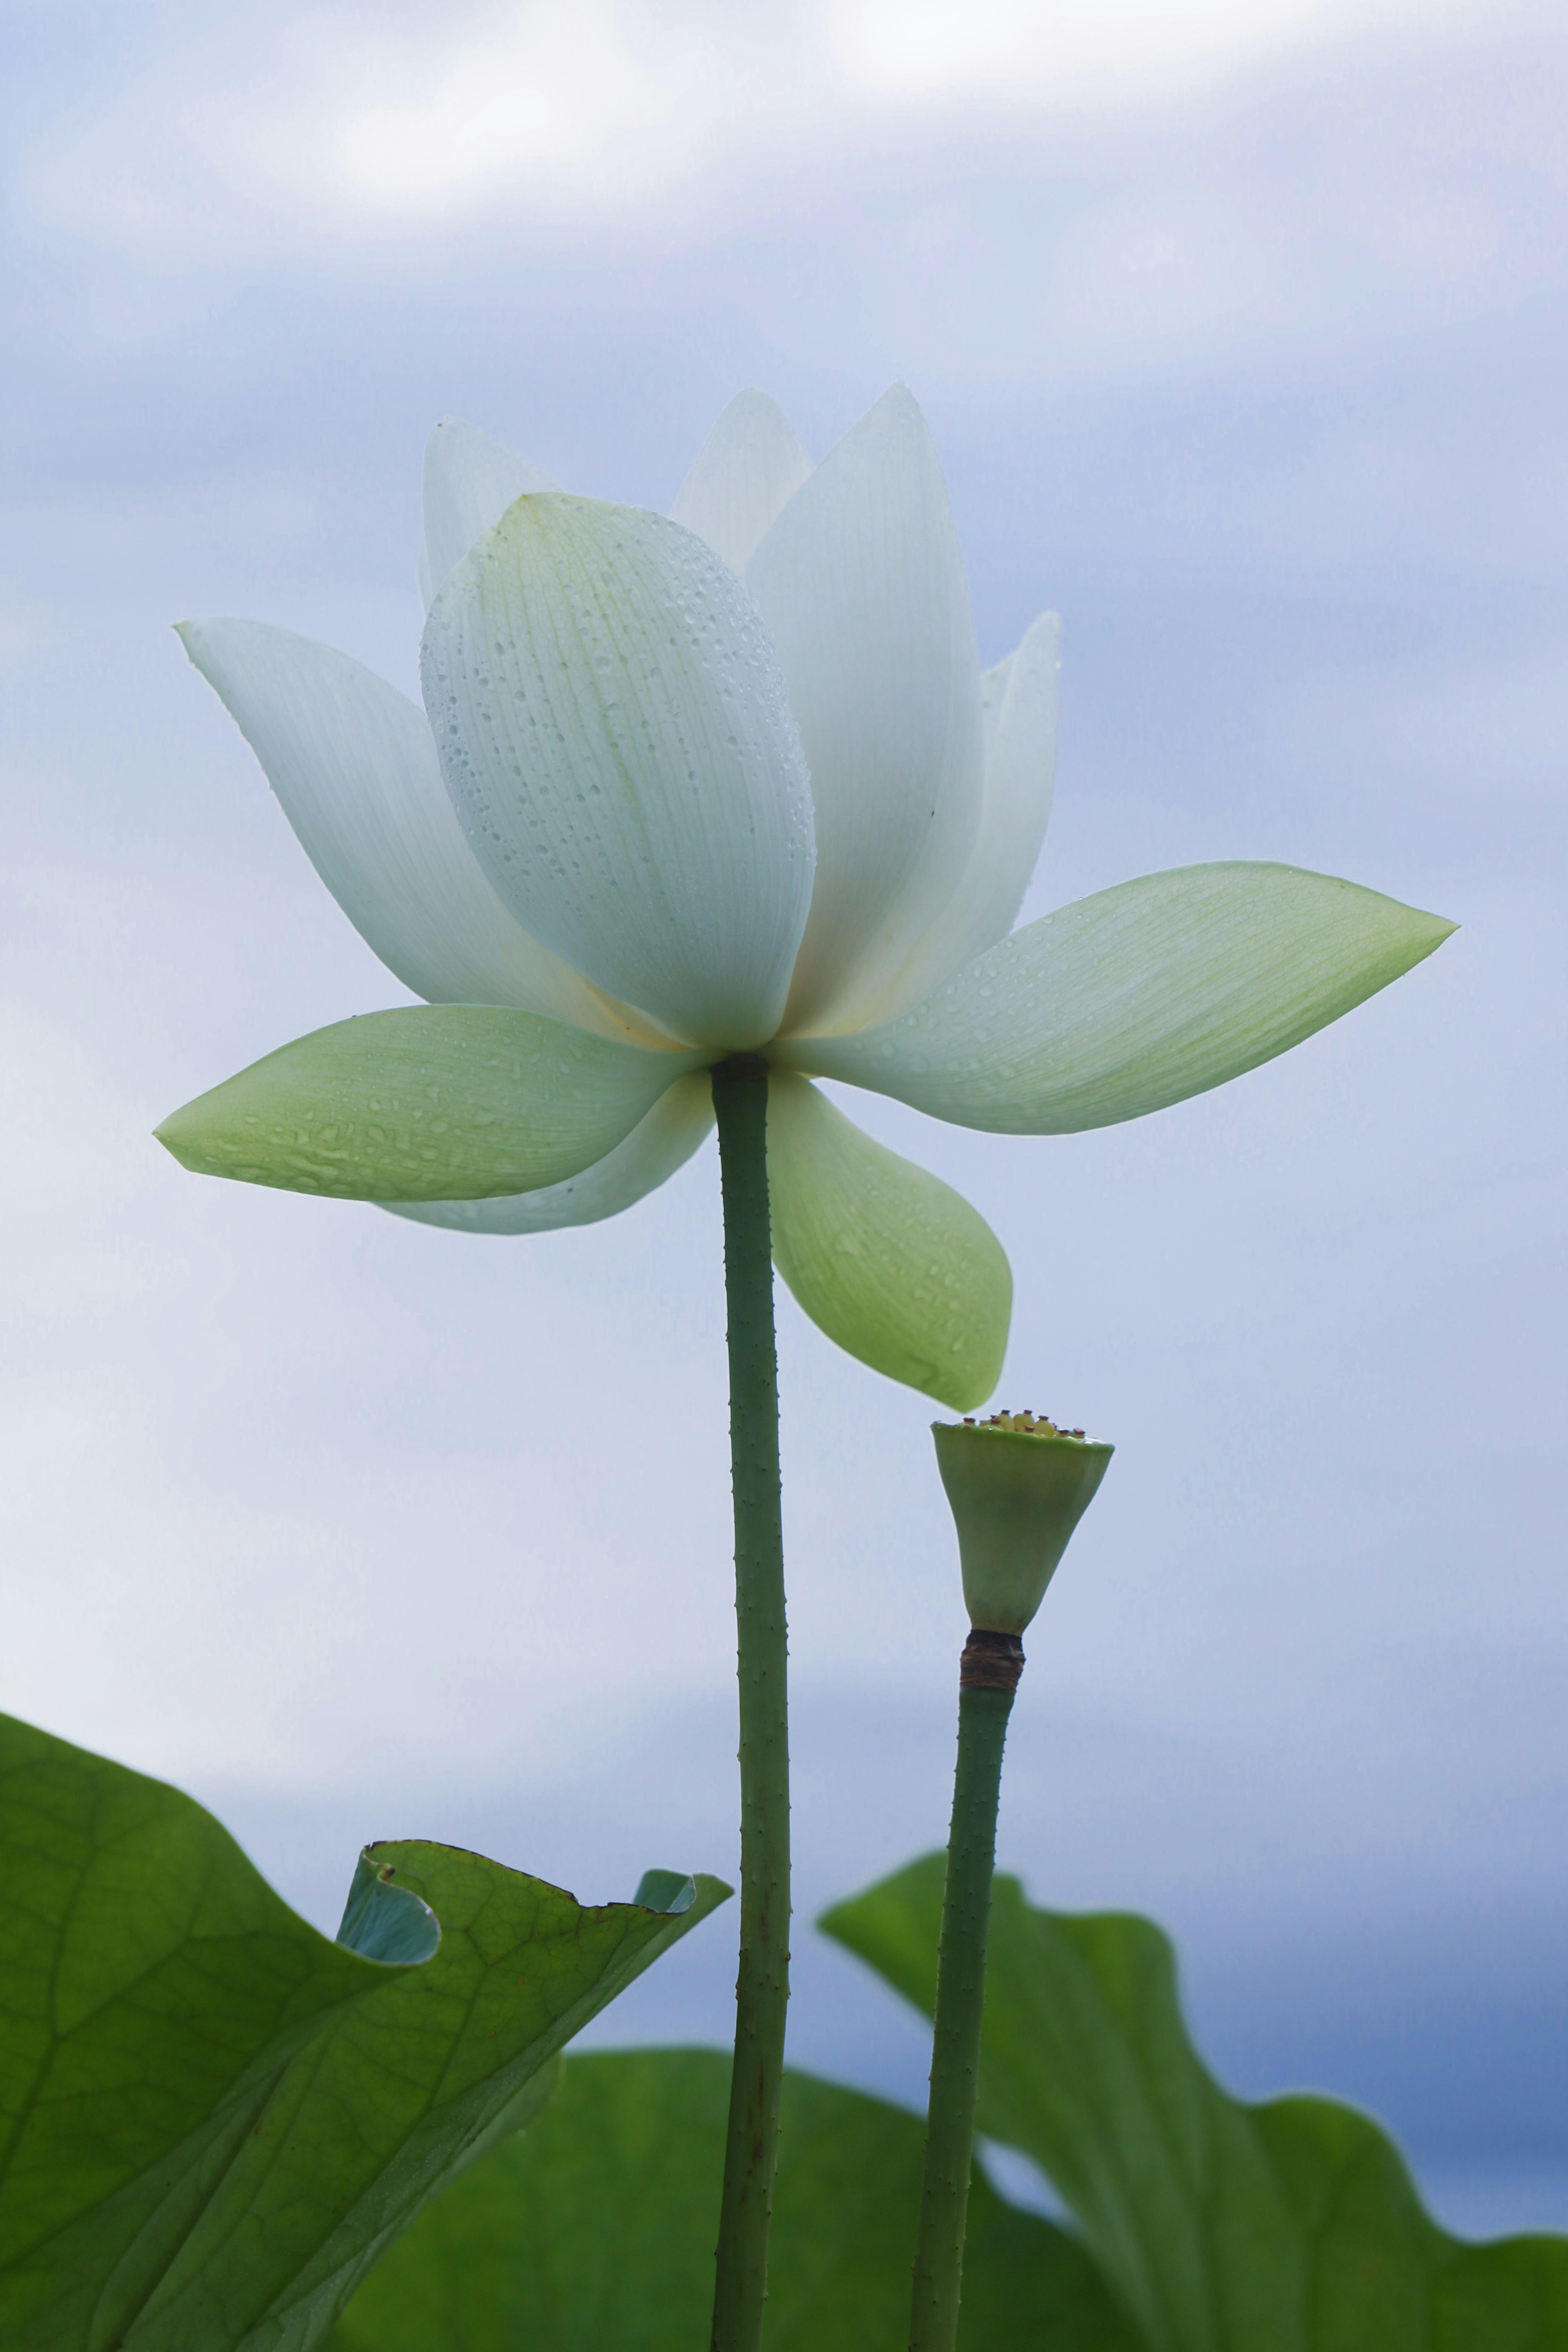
[2,0,1565,2236]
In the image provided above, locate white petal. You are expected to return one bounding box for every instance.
[385,1070,713,1235]
[864,613,1060,1023]
[981,649,1016,768]
[178,619,641,1040]
[668,390,812,576]
[745,385,984,1038]
[767,1073,1009,1409]
[421,494,815,1051]
[421,417,559,611]
[781,864,1456,1131]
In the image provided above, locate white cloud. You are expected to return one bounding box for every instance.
[332,1,725,216]
[828,0,1455,107]
[20,0,1517,260]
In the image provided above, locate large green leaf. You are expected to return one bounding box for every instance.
[823,1855,1568,2352]
[331,2046,1137,2350]
[0,1713,728,2350]
[155,1004,703,1201]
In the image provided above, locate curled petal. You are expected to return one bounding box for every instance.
[177,620,639,1038]
[870,612,1060,1023]
[668,390,813,576]
[782,864,1455,1133]
[386,1071,713,1235]
[767,1072,1010,1410]
[420,417,558,609]
[421,495,815,1050]
[156,1007,703,1202]
[747,385,985,1038]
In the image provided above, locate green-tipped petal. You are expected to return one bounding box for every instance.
[782,862,1455,1133]
[384,1071,714,1234]
[156,1006,702,1202]
[766,1071,1009,1410]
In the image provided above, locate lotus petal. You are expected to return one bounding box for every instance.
[420,416,558,609]
[746,385,984,1038]
[422,495,815,1051]
[387,1071,713,1234]
[156,1006,702,1202]
[782,864,1454,1134]
[668,390,813,576]
[766,1071,1009,1409]
[178,619,641,1039]
[871,612,1060,1022]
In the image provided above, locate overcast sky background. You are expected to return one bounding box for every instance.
[3,0,1565,2241]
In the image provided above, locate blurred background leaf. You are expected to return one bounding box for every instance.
[824,1856,1568,2350]
[331,2046,1136,2351]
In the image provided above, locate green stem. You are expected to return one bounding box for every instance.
[909,1634,1022,2352]
[709,1056,790,2352]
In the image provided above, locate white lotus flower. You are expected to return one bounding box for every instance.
[160,385,1452,1410]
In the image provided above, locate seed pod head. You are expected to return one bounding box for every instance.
[933,1410,1114,1634]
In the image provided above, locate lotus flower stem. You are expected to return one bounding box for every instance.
[709,1055,791,2352]
[909,1632,1020,2352]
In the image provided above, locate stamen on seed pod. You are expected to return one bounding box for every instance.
[971,1409,1098,1441]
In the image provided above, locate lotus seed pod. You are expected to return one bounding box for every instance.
[932,1410,1113,1634]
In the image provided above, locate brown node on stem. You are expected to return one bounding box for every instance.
[959,1628,1026,1695]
